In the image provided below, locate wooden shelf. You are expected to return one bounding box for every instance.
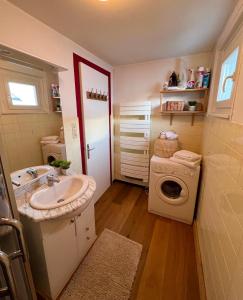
[160,87,209,126]
[161,111,205,115]
[160,88,208,94]
[55,111,62,113]
[161,111,205,126]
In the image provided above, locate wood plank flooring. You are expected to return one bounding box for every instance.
[95,181,200,300]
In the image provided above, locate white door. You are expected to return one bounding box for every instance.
[80,63,111,203]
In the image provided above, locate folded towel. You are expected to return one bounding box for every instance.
[170,157,201,168]
[40,140,59,145]
[160,130,178,140]
[173,150,202,162]
[41,136,59,141]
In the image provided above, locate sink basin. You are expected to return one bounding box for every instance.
[11,165,54,188]
[29,175,89,210]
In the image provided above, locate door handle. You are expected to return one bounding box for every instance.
[87,144,95,159]
[222,73,235,93]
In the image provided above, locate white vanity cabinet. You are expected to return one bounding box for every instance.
[76,201,96,259]
[21,200,96,300]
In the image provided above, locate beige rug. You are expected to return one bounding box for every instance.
[60,229,142,300]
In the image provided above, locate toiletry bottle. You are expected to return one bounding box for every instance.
[203,68,211,88]
[196,66,204,88]
[187,69,195,89]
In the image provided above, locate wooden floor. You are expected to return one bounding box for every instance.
[95,181,200,300]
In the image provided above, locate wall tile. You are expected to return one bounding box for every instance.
[0,113,62,172]
[198,116,243,300]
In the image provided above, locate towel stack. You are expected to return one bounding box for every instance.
[40,136,60,145]
[170,150,202,168]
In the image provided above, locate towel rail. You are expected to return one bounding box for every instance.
[119,102,151,186]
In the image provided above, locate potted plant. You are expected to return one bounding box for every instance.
[188,101,197,111]
[60,160,71,175]
[50,160,62,175]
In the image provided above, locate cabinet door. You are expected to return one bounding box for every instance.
[41,217,78,299]
[76,202,96,262]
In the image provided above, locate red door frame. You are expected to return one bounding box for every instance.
[73,53,112,183]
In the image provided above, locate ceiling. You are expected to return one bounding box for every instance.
[8,0,237,65]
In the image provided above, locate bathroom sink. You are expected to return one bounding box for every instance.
[29,175,89,210]
[11,165,54,188]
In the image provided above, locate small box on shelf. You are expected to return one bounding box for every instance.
[51,83,60,98]
[160,88,208,126]
[51,83,62,113]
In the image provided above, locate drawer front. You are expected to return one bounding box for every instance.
[76,202,96,261]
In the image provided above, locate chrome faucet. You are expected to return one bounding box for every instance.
[26,168,38,179]
[47,175,60,187]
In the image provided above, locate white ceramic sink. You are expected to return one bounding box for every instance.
[29,175,89,210]
[11,165,54,188]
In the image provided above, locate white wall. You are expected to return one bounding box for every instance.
[196,2,243,299]
[0,0,113,174]
[113,53,212,179]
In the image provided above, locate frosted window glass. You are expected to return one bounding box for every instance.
[8,82,38,106]
[217,47,239,102]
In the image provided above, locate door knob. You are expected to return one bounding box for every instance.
[87,144,95,159]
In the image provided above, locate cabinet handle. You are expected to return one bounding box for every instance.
[86,237,90,240]
[85,227,89,231]
[70,218,75,223]
[77,213,81,217]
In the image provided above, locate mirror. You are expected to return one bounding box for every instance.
[0,45,66,186]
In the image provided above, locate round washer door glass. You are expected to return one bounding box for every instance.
[156,175,189,205]
[161,180,182,199]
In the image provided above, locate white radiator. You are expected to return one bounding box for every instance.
[119,101,151,185]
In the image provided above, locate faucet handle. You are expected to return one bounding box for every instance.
[46,174,60,186]
[26,168,38,179]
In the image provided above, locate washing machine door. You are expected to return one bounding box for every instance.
[155,175,189,205]
[46,153,60,164]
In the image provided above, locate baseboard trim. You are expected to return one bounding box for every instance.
[193,220,207,300]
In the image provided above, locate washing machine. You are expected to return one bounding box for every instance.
[148,155,200,224]
[41,143,67,164]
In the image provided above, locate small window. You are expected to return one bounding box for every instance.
[217,47,239,104]
[8,82,38,106]
[0,60,49,114]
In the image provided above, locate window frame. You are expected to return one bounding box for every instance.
[8,81,38,108]
[210,25,243,117]
[0,60,49,114]
[216,46,240,109]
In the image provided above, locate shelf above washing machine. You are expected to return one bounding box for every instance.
[160,111,205,126]
[160,88,209,126]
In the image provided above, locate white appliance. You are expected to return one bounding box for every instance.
[148,155,200,224]
[41,143,66,164]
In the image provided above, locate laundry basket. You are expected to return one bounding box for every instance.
[154,138,179,158]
